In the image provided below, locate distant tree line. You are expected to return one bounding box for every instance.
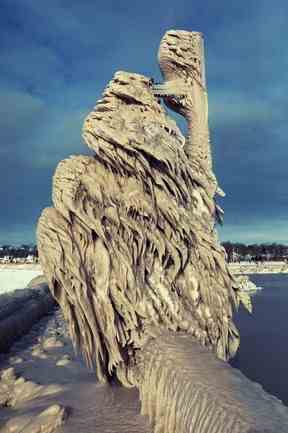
[221,242,288,263]
[1,242,288,263]
[0,244,38,258]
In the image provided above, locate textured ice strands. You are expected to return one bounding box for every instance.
[35,29,288,433]
[153,30,212,171]
[37,69,243,388]
[137,330,288,433]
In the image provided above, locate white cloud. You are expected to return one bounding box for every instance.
[209,92,273,126]
[219,220,288,244]
[0,88,46,154]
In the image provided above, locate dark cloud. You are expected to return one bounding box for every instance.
[0,0,287,243]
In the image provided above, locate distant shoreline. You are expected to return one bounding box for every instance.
[0,263,42,271]
[1,262,288,274]
[229,261,288,274]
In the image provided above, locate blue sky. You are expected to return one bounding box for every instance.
[0,0,287,244]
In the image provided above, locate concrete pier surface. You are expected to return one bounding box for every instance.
[229,261,288,274]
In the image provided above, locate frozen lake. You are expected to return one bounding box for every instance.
[231,273,288,405]
[0,267,42,294]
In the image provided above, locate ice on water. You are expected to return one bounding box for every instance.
[0,268,42,294]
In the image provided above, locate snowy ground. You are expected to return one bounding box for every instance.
[0,266,43,294]
[0,309,151,433]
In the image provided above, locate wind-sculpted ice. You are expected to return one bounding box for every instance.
[137,330,288,433]
[37,30,288,432]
